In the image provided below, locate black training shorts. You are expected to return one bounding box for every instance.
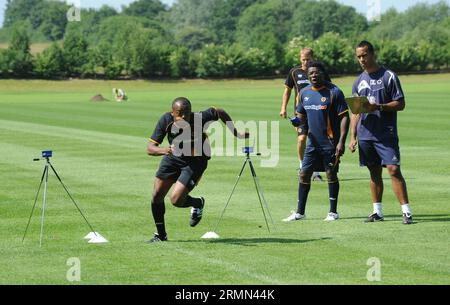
[156,155,208,191]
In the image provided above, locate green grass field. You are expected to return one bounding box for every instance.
[0,75,449,285]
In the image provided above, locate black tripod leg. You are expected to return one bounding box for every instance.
[23,164,47,243]
[248,159,275,226]
[248,159,271,233]
[213,159,248,232]
[48,162,97,234]
[39,163,50,247]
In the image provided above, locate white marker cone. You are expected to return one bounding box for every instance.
[201,231,220,239]
[88,233,108,244]
[84,232,100,240]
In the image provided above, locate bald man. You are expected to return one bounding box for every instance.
[146,97,249,242]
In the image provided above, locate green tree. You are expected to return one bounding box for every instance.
[123,28,172,77]
[236,0,293,49]
[415,40,433,71]
[175,26,215,51]
[377,41,402,72]
[94,15,170,77]
[196,44,225,77]
[89,41,123,79]
[283,36,313,70]
[236,0,296,70]
[398,42,421,72]
[3,0,43,27]
[244,47,272,76]
[168,0,216,33]
[289,0,367,40]
[63,27,89,76]
[6,26,33,76]
[34,43,65,78]
[5,0,67,41]
[63,7,118,45]
[122,0,167,18]
[168,0,256,45]
[96,15,167,46]
[2,0,450,78]
[36,1,68,41]
[219,44,250,77]
[314,32,355,74]
[429,45,450,70]
[367,1,449,41]
[96,5,118,19]
[0,50,9,74]
[206,0,257,44]
[169,47,196,78]
[104,62,124,79]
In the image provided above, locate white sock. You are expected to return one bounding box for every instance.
[401,204,412,215]
[299,161,302,170]
[373,203,383,216]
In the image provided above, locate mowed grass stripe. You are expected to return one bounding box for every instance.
[0,119,147,149]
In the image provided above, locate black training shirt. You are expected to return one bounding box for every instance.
[149,107,220,160]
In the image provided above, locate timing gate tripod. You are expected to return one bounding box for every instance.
[22,151,104,246]
[203,147,275,238]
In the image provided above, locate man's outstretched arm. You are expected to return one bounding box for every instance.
[215,108,249,139]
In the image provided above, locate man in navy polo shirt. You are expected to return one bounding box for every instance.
[349,41,413,225]
[283,61,349,222]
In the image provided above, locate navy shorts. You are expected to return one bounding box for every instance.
[302,145,338,173]
[295,104,308,136]
[358,139,401,167]
[296,122,308,136]
[156,155,208,191]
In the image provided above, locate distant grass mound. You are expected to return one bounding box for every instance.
[90,94,109,102]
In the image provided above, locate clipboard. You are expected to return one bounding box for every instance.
[345,96,371,114]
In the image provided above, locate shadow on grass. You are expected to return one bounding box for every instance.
[408,214,450,223]
[176,237,331,246]
[339,177,377,182]
[342,214,450,224]
[339,177,416,182]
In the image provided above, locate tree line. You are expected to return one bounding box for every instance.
[0,0,448,79]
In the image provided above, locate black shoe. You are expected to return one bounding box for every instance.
[190,197,205,227]
[402,213,413,225]
[312,172,323,182]
[365,213,384,223]
[147,233,167,243]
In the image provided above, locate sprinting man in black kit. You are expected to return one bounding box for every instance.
[147,97,249,242]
